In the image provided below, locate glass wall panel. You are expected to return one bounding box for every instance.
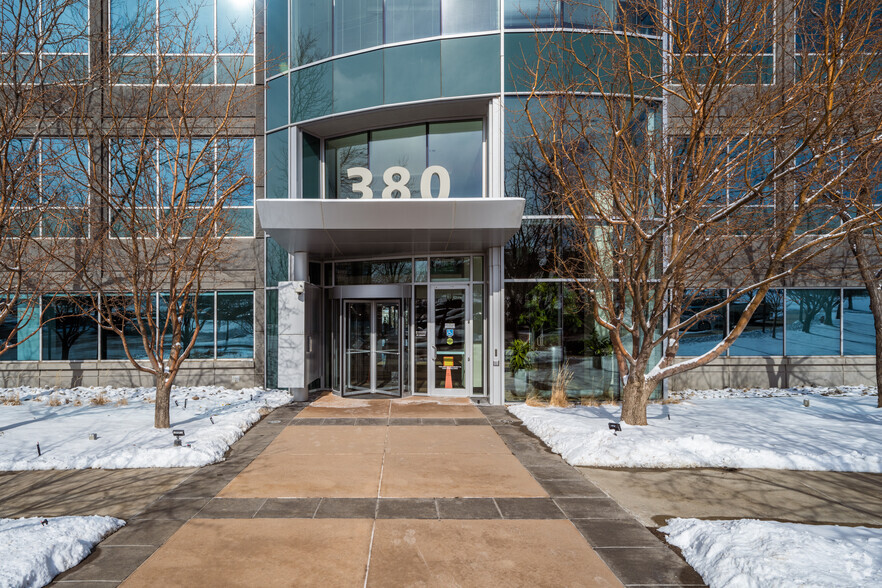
[48,0,89,54]
[729,289,784,356]
[326,133,369,199]
[0,302,40,361]
[843,289,875,355]
[216,292,254,358]
[369,125,426,198]
[160,1,213,54]
[504,282,560,401]
[334,260,413,285]
[431,258,470,282]
[415,259,428,282]
[505,220,553,279]
[334,0,382,55]
[302,133,321,198]
[504,0,559,28]
[265,130,288,199]
[265,0,288,74]
[473,284,485,394]
[266,237,289,288]
[384,42,441,104]
[441,35,500,97]
[428,121,483,198]
[415,285,429,392]
[333,50,383,113]
[386,0,440,43]
[562,286,617,400]
[291,62,332,121]
[442,0,498,34]
[266,76,288,130]
[217,0,253,53]
[565,0,617,28]
[472,256,484,281]
[678,290,727,357]
[101,296,147,360]
[785,289,840,356]
[110,0,156,54]
[160,293,214,359]
[42,297,98,360]
[292,0,332,66]
[266,289,279,388]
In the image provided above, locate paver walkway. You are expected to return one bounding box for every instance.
[53,394,703,587]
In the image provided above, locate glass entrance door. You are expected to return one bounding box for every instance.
[429,286,470,396]
[344,300,402,397]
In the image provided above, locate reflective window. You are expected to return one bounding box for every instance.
[0,301,40,361]
[785,289,841,356]
[678,290,727,357]
[42,297,99,360]
[441,35,499,97]
[504,220,554,279]
[291,62,332,121]
[386,0,440,43]
[302,133,322,199]
[266,76,288,130]
[216,292,254,358]
[325,122,483,199]
[442,0,498,35]
[266,237,289,288]
[430,258,470,282]
[101,296,147,360]
[265,289,279,387]
[384,41,441,104]
[728,290,784,356]
[334,0,383,55]
[333,50,383,113]
[266,0,288,73]
[42,138,89,238]
[265,130,289,199]
[335,260,413,285]
[292,0,332,65]
[504,0,559,28]
[217,0,254,52]
[844,289,875,355]
[429,121,483,198]
[161,293,214,359]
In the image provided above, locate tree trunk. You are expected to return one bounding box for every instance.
[154,374,172,429]
[846,230,882,409]
[620,377,652,426]
[876,322,882,409]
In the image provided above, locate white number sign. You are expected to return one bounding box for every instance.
[346,166,451,199]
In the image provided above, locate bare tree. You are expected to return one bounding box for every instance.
[53,0,258,427]
[514,0,882,424]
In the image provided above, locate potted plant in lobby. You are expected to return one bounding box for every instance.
[506,338,533,398]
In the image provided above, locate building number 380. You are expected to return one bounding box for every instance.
[347,165,451,199]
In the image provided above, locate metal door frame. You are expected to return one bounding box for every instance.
[428,284,472,396]
[342,299,403,397]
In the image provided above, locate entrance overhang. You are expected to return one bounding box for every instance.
[256,198,526,259]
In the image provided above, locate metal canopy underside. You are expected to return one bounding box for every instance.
[257,199,526,259]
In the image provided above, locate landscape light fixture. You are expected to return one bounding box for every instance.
[36,442,41,457]
[173,429,185,446]
[803,399,810,407]
[608,422,622,435]
[88,433,98,440]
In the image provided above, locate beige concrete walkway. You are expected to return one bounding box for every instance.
[118,396,625,587]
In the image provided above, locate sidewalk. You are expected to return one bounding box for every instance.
[50,394,703,587]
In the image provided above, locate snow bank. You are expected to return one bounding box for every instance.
[0,516,124,588]
[661,518,882,588]
[508,389,882,471]
[0,386,290,470]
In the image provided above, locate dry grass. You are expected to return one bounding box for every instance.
[46,394,62,407]
[659,397,682,405]
[1,393,21,406]
[144,397,155,404]
[90,393,109,406]
[116,397,129,406]
[73,398,82,406]
[524,392,547,407]
[549,363,574,408]
[191,395,200,400]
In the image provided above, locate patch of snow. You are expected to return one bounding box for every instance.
[0,516,124,588]
[508,387,882,471]
[661,518,882,588]
[0,386,290,470]
[669,385,873,400]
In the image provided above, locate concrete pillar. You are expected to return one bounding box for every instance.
[287,251,309,401]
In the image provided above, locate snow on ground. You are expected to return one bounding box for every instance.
[508,387,882,471]
[0,516,124,588]
[0,386,290,470]
[661,518,882,588]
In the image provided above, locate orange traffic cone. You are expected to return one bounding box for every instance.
[445,366,453,389]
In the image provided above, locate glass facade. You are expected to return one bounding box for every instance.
[325,122,483,199]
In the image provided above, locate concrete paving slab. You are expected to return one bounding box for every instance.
[0,468,195,519]
[554,497,633,520]
[495,498,566,519]
[134,498,210,520]
[55,546,158,583]
[218,452,384,498]
[254,498,321,518]
[390,399,483,419]
[261,425,387,455]
[595,546,705,586]
[367,519,623,588]
[314,498,378,518]
[571,519,661,548]
[102,520,185,547]
[295,393,391,419]
[435,498,502,519]
[385,425,510,454]
[579,467,882,527]
[120,519,374,587]
[380,452,548,498]
[376,498,438,519]
[193,497,266,519]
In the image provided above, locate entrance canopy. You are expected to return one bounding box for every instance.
[256,199,525,258]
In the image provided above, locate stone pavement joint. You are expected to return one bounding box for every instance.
[51,397,704,587]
